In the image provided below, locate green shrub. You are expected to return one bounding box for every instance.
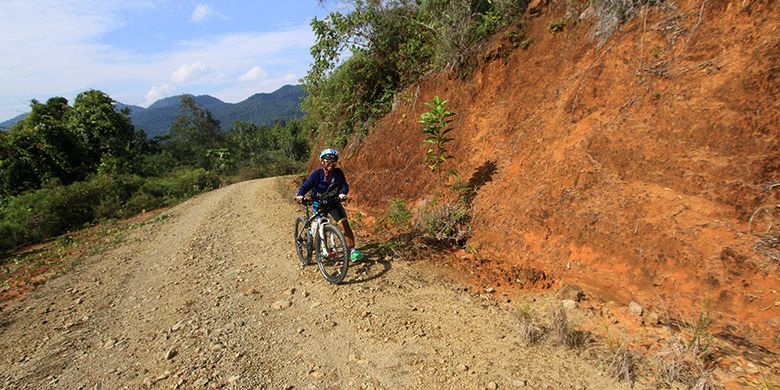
[0,182,99,252]
[414,197,471,245]
[419,96,456,176]
[0,169,220,253]
[549,18,566,33]
[136,150,180,177]
[387,198,413,230]
[122,191,162,216]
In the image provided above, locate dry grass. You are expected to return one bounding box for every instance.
[605,343,639,384]
[516,304,547,345]
[548,305,589,349]
[588,0,651,45]
[653,336,722,389]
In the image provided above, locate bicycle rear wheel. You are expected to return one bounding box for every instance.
[315,224,349,284]
[294,216,312,266]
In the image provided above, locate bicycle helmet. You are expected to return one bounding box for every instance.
[319,148,338,162]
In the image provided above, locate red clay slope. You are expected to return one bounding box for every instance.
[341,0,779,358]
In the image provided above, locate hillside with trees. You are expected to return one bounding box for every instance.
[1,85,306,138]
[0,90,308,253]
[132,85,306,137]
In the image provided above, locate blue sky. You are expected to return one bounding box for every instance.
[0,1,340,121]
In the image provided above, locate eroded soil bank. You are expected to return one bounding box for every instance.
[339,0,779,369]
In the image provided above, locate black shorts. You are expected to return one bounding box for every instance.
[313,201,348,224]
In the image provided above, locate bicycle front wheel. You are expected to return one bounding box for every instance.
[294,216,312,266]
[315,224,349,284]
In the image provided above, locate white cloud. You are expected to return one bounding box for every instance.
[238,66,268,81]
[171,62,210,84]
[0,1,322,119]
[191,4,213,23]
[144,84,175,105]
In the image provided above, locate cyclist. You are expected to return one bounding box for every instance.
[295,148,364,262]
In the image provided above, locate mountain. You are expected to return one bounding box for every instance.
[132,84,306,137]
[0,85,306,136]
[0,113,27,130]
[114,103,146,116]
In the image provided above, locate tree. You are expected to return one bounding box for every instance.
[303,0,435,142]
[69,90,137,174]
[168,95,224,169]
[0,97,90,196]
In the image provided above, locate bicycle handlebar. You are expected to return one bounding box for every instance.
[298,195,345,207]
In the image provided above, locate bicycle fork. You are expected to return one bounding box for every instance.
[313,218,333,257]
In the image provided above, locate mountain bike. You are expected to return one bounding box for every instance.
[294,195,350,284]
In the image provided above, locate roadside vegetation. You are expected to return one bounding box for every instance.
[302,0,527,150]
[0,91,309,255]
[302,0,657,150]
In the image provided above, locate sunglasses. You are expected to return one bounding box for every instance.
[321,160,337,166]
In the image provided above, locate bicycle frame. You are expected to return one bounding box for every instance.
[296,195,350,284]
[300,198,337,255]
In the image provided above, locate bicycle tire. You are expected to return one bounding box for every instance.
[315,224,349,284]
[294,216,312,266]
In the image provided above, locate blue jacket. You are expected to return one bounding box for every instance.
[297,168,349,200]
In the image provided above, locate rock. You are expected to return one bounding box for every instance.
[628,301,643,317]
[208,342,224,351]
[557,284,585,302]
[512,379,527,387]
[227,376,240,385]
[310,370,324,379]
[165,349,177,360]
[171,321,184,332]
[285,287,297,296]
[562,299,577,310]
[193,377,209,387]
[485,288,496,293]
[456,364,468,372]
[486,382,498,390]
[272,300,292,310]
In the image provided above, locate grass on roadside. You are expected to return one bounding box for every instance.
[0,210,172,303]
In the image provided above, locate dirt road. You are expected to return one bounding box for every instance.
[0,177,630,389]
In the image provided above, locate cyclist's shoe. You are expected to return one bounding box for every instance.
[350,248,365,263]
